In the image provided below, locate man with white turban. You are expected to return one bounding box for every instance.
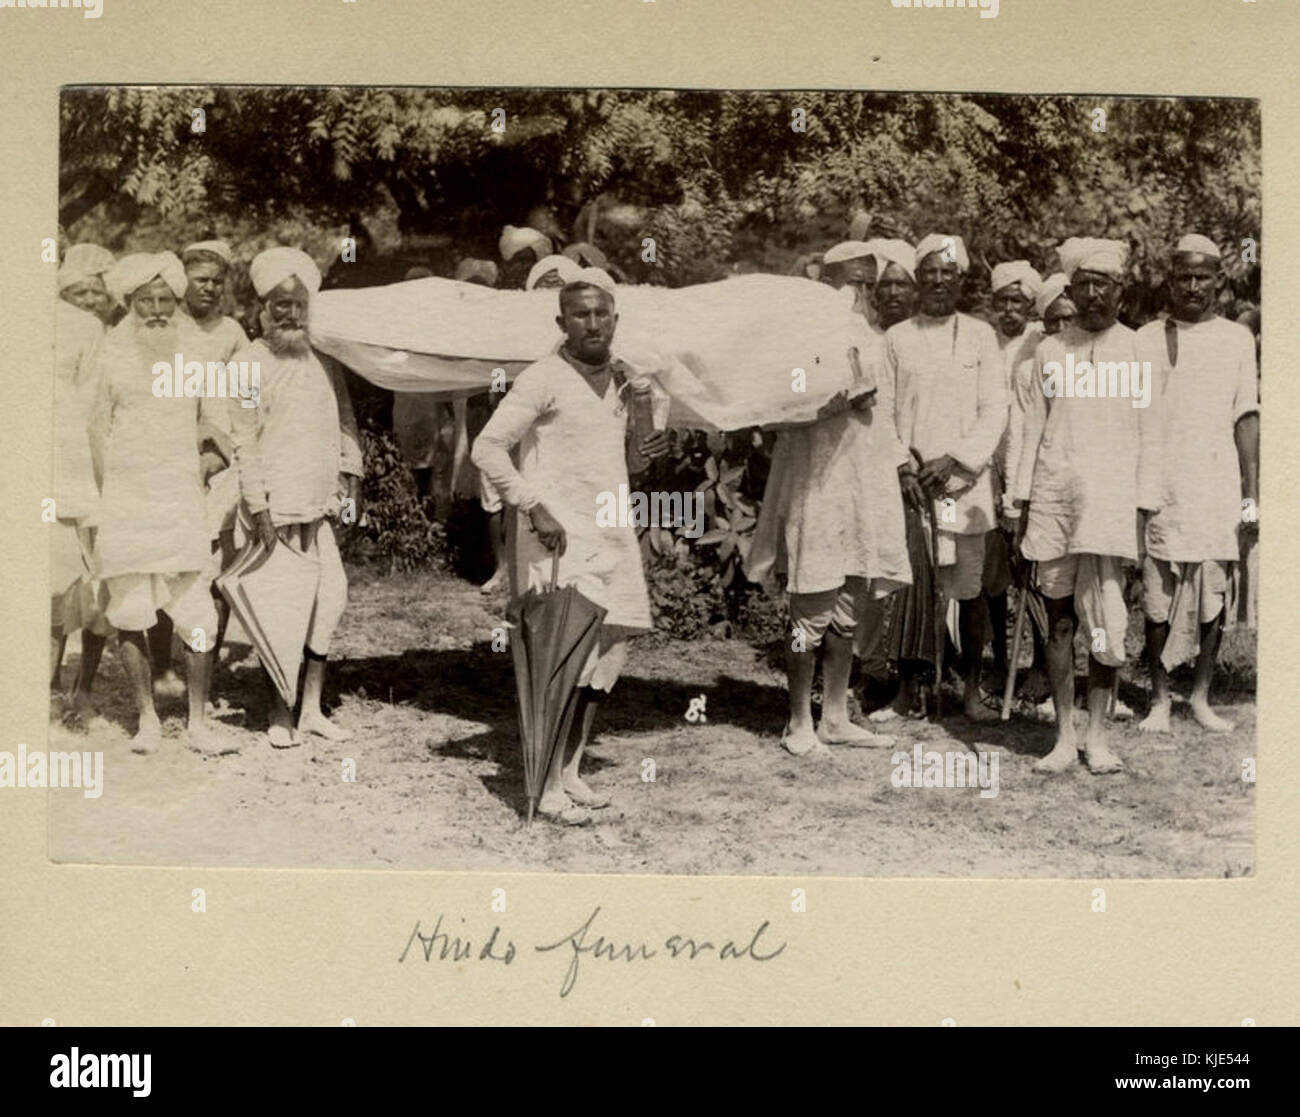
[173,240,251,658]
[51,253,112,712]
[750,242,911,755]
[88,252,223,753]
[498,225,555,290]
[227,246,363,747]
[1134,234,1258,734]
[985,260,1044,678]
[821,241,877,321]
[473,271,670,822]
[884,233,1008,721]
[58,243,116,325]
[1012,237,1159,774]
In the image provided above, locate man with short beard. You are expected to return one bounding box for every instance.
[88,252,221,753]
[884,234,1008,721]
[58,243,116,325]
[227,247,363,748]
[1012,238,1159,775]
[1134,234,1259,734]
[51,245,114,713]
[985,261,1044,680]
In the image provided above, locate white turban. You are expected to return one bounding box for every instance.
[915,233,970,273]
[58,243,115,291]
[105,251,188,304]
[562,242,609,269]
[1058,237,1127,281]
[499,225,553,262]
[1034,272,1071,320]
[564,266,617,298]
[990,260,1042,297]
[526,254,582,290]
[249,246,322,298]
[866,238,917,283]
[182,239,234,265]
[823,240,874,266]
[1174,233,1221,260]
[454,258,499,285]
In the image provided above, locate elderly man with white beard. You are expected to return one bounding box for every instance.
[227,247,363,748]
[88,252,222,753]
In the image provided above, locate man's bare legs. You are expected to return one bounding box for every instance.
[118,630,161,752]
[1033,596,1079,772]
[1189,614,1232,731]
[71,632,107,716]
[960,598,996,721]
[148,612,184,697]
[480,509,507,593]
[50,623,67,694]
[1084,658,1124,773]
[298,651,352,740]
[1139,618,1172,733]
[783,641,820,755]
[988,590,1008,678]
[561,689,610,806]
[819,631,892,745]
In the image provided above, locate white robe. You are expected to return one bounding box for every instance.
[471,351,652,630]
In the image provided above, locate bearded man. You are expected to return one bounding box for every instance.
[227,247,363,748]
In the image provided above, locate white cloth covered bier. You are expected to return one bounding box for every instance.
[311,274,872,431]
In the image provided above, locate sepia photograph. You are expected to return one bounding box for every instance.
[43,85,1260,879]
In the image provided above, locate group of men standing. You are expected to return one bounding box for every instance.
[50,217,1259,822]
[52,240,360,753]
[751,229,1258,777]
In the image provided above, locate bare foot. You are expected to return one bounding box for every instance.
[536,792,591,826]
[963,698,999,723]
[1033,739,1079,774]
[480,572,505,594]
[297,710,352,741]
[781,722,821,757]
[267,724,299,749]
[1138,701,1171,734]
[1084,734,1125,774]
[818,718,895,748]
[868,705,902,724]
[154,670,185,700]
[187,722,238,757]
[563,772,611,808]
[131,713,163,755]
[1190,699,1234,733]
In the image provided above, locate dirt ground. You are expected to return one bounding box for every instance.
[46,567,1255,878]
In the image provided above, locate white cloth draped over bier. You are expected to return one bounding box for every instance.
[311,274,871,431]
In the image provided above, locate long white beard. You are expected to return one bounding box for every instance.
[129,316,180,364]
[260,310,312,357]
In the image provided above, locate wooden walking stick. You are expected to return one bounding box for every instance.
[926,501,944,721]
[1001,564,1031,721]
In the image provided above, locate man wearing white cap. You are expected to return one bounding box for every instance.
[176,239,250,659]
[986,260,1044,678]
[751,242,911,755]
[821,241,877,321]
[473,268,669,823]
[88,252,222,753]
[884,233,1008,721]
[1012,237,1159,774]
[227,246,364,747]
[58,243,116,325]
[498,225,555,290]
[1134,234,1258,734]
[51,249,113,712]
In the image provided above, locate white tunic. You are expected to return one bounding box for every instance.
[471,350,652,630]
[886,312,1008,534]
[1135,316,1258,562]
[1014,322,1160,562]
[90,320,213,579]
[53,301,104,524]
